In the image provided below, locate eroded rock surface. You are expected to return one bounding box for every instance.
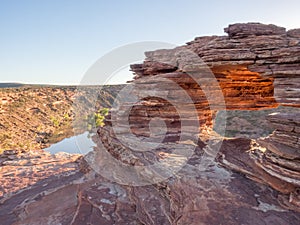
[1,141,299,225]
[218,114,300,211]
[0,23,299,224]
[0,149,81,199]
[95,22,300,222]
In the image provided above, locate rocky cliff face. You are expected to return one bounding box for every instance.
[0,85,122,152]
[0,23,299,225]
[0,86,76,151]
[95,22,300,221]
[99,22,300,206]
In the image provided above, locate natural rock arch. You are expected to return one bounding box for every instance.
[98,22,300,210]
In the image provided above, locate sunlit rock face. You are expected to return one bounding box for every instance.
[132,23,300,109]
[97,22,300,215]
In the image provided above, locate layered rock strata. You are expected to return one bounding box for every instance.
[1,141,300,225]
[219,113,300,211]
[0,23,300,224]
[98,22,300,213]
[0,149,81,199]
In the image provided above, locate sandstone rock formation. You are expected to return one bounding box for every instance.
[96,22,300,220]
[0,149,81,199]
[1,142,300,225]
[0,23,299,224]
[100,21,300,202]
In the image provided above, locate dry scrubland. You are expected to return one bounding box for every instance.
[0,85,122,153]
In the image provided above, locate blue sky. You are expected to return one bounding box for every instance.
[0,0,300,84]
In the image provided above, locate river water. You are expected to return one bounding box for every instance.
[44,132,96,154]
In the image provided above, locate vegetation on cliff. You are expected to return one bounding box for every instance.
[0,85,122,153]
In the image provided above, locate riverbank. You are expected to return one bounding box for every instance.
[0,84,123,153]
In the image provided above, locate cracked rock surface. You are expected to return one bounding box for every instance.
[1,140,299,225]
[0,23,300,224]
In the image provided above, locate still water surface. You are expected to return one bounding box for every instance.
[44,132,96,154]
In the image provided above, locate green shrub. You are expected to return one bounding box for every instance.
[50,116,60,127]
[87,108,109,130]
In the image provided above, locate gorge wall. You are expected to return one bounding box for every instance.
[0,85,122,152]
